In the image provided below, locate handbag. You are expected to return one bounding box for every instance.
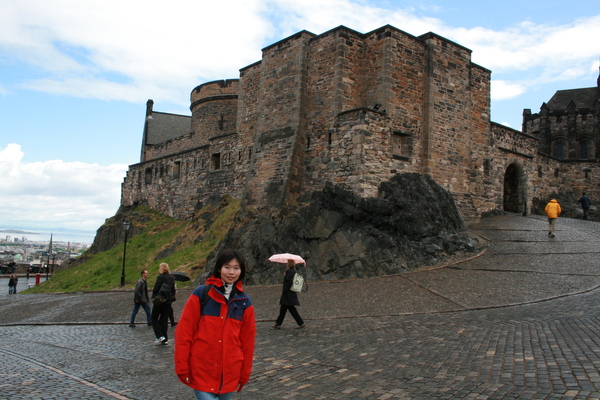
[290,273,307,292]
[153,294,167,305]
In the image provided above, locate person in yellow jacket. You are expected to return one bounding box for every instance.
[544,199,562,238]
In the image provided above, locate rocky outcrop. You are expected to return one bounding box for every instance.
[207,173,484,286]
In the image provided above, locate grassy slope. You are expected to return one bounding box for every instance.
[26,198,241,293]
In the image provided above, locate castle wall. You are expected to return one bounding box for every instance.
[419,34,492,220]
[303,27,426,197]
[142,131,198,162]
[121,24,598,227]
[121,130,248,219]
[524,105,600,159]
[244,31,314,209]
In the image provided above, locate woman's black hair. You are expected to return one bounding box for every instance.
[212,249,247,282]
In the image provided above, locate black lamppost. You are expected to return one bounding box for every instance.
[46,252,51,280]
[121,221,131,286]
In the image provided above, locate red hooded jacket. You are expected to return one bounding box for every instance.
[174,276,256,394]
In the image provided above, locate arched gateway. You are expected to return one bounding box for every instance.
[503,163,527,214]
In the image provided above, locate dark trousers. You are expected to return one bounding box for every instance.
[152,303,171,340]
[583,208,589,220]
[276,305,304,326]
[130,301,151,324]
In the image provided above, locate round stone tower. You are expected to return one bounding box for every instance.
[190,79,239,144]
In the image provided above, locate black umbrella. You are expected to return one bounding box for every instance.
[172,271,190,282]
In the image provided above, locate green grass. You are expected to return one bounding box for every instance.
[25,199,242,293]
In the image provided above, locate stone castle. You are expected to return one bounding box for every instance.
[120,24,599,224]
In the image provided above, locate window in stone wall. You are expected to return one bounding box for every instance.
[578,140,589,159]
[553,141,565,159]
[218,115,224,130]
[248,147,252,161]
[392,131,412,160]
[211,153,221,170]
[484,159,491,175]
[145,168,152,185]
[554,168,560,178]
[584,169,591,179]
[538,166,543,178]
[173,161,181,179]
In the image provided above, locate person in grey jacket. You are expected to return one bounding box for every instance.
[129,269,151,327]
[273,259,305,329]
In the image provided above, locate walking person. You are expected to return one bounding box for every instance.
[544,198,562,238]
[8,274,17,294]
[273,259,305,329]
[175,249,256,400]
[151,263,176,345]
[129,269,152,327]
[578,192,591,220]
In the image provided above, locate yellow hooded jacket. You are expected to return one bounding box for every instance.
[544,199,562,219]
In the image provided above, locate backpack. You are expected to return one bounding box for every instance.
[152,281,173,305]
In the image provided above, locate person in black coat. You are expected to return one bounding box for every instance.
[578,192,591,220]
[151,263,176,345]
[273,259,305,329]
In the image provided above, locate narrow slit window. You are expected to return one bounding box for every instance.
[211,153,221,170]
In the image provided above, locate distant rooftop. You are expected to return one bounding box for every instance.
[547,86,600,110]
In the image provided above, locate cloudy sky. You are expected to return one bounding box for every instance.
[1,0,599,241]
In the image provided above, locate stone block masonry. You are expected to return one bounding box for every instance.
[120,24,599,223]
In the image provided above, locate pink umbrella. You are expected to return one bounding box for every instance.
[268,253,306,264]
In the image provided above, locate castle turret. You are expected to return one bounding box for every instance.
[190,80,239,145]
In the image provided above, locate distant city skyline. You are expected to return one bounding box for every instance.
[0,227,95,245]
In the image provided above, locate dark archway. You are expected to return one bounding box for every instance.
[503,163,525,213]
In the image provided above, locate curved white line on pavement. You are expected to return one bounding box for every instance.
[0,348,133,400]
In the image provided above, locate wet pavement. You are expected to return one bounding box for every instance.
[1,213,600,399]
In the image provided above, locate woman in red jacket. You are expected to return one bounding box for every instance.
[174,250,256,400]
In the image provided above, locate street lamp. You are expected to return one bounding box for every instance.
[46,251,51,280]
[121,221,131,286]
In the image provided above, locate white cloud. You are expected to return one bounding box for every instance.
[1,0,599,107]
[0,144,126,231]
[447,16,600,78]
[491,80,527,101]
[0,0,272,104]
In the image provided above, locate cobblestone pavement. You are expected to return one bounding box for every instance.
[1,214,600,399]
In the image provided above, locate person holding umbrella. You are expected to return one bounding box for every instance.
[273,258,305,329]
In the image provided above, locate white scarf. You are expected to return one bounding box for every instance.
[222,281,233,300]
